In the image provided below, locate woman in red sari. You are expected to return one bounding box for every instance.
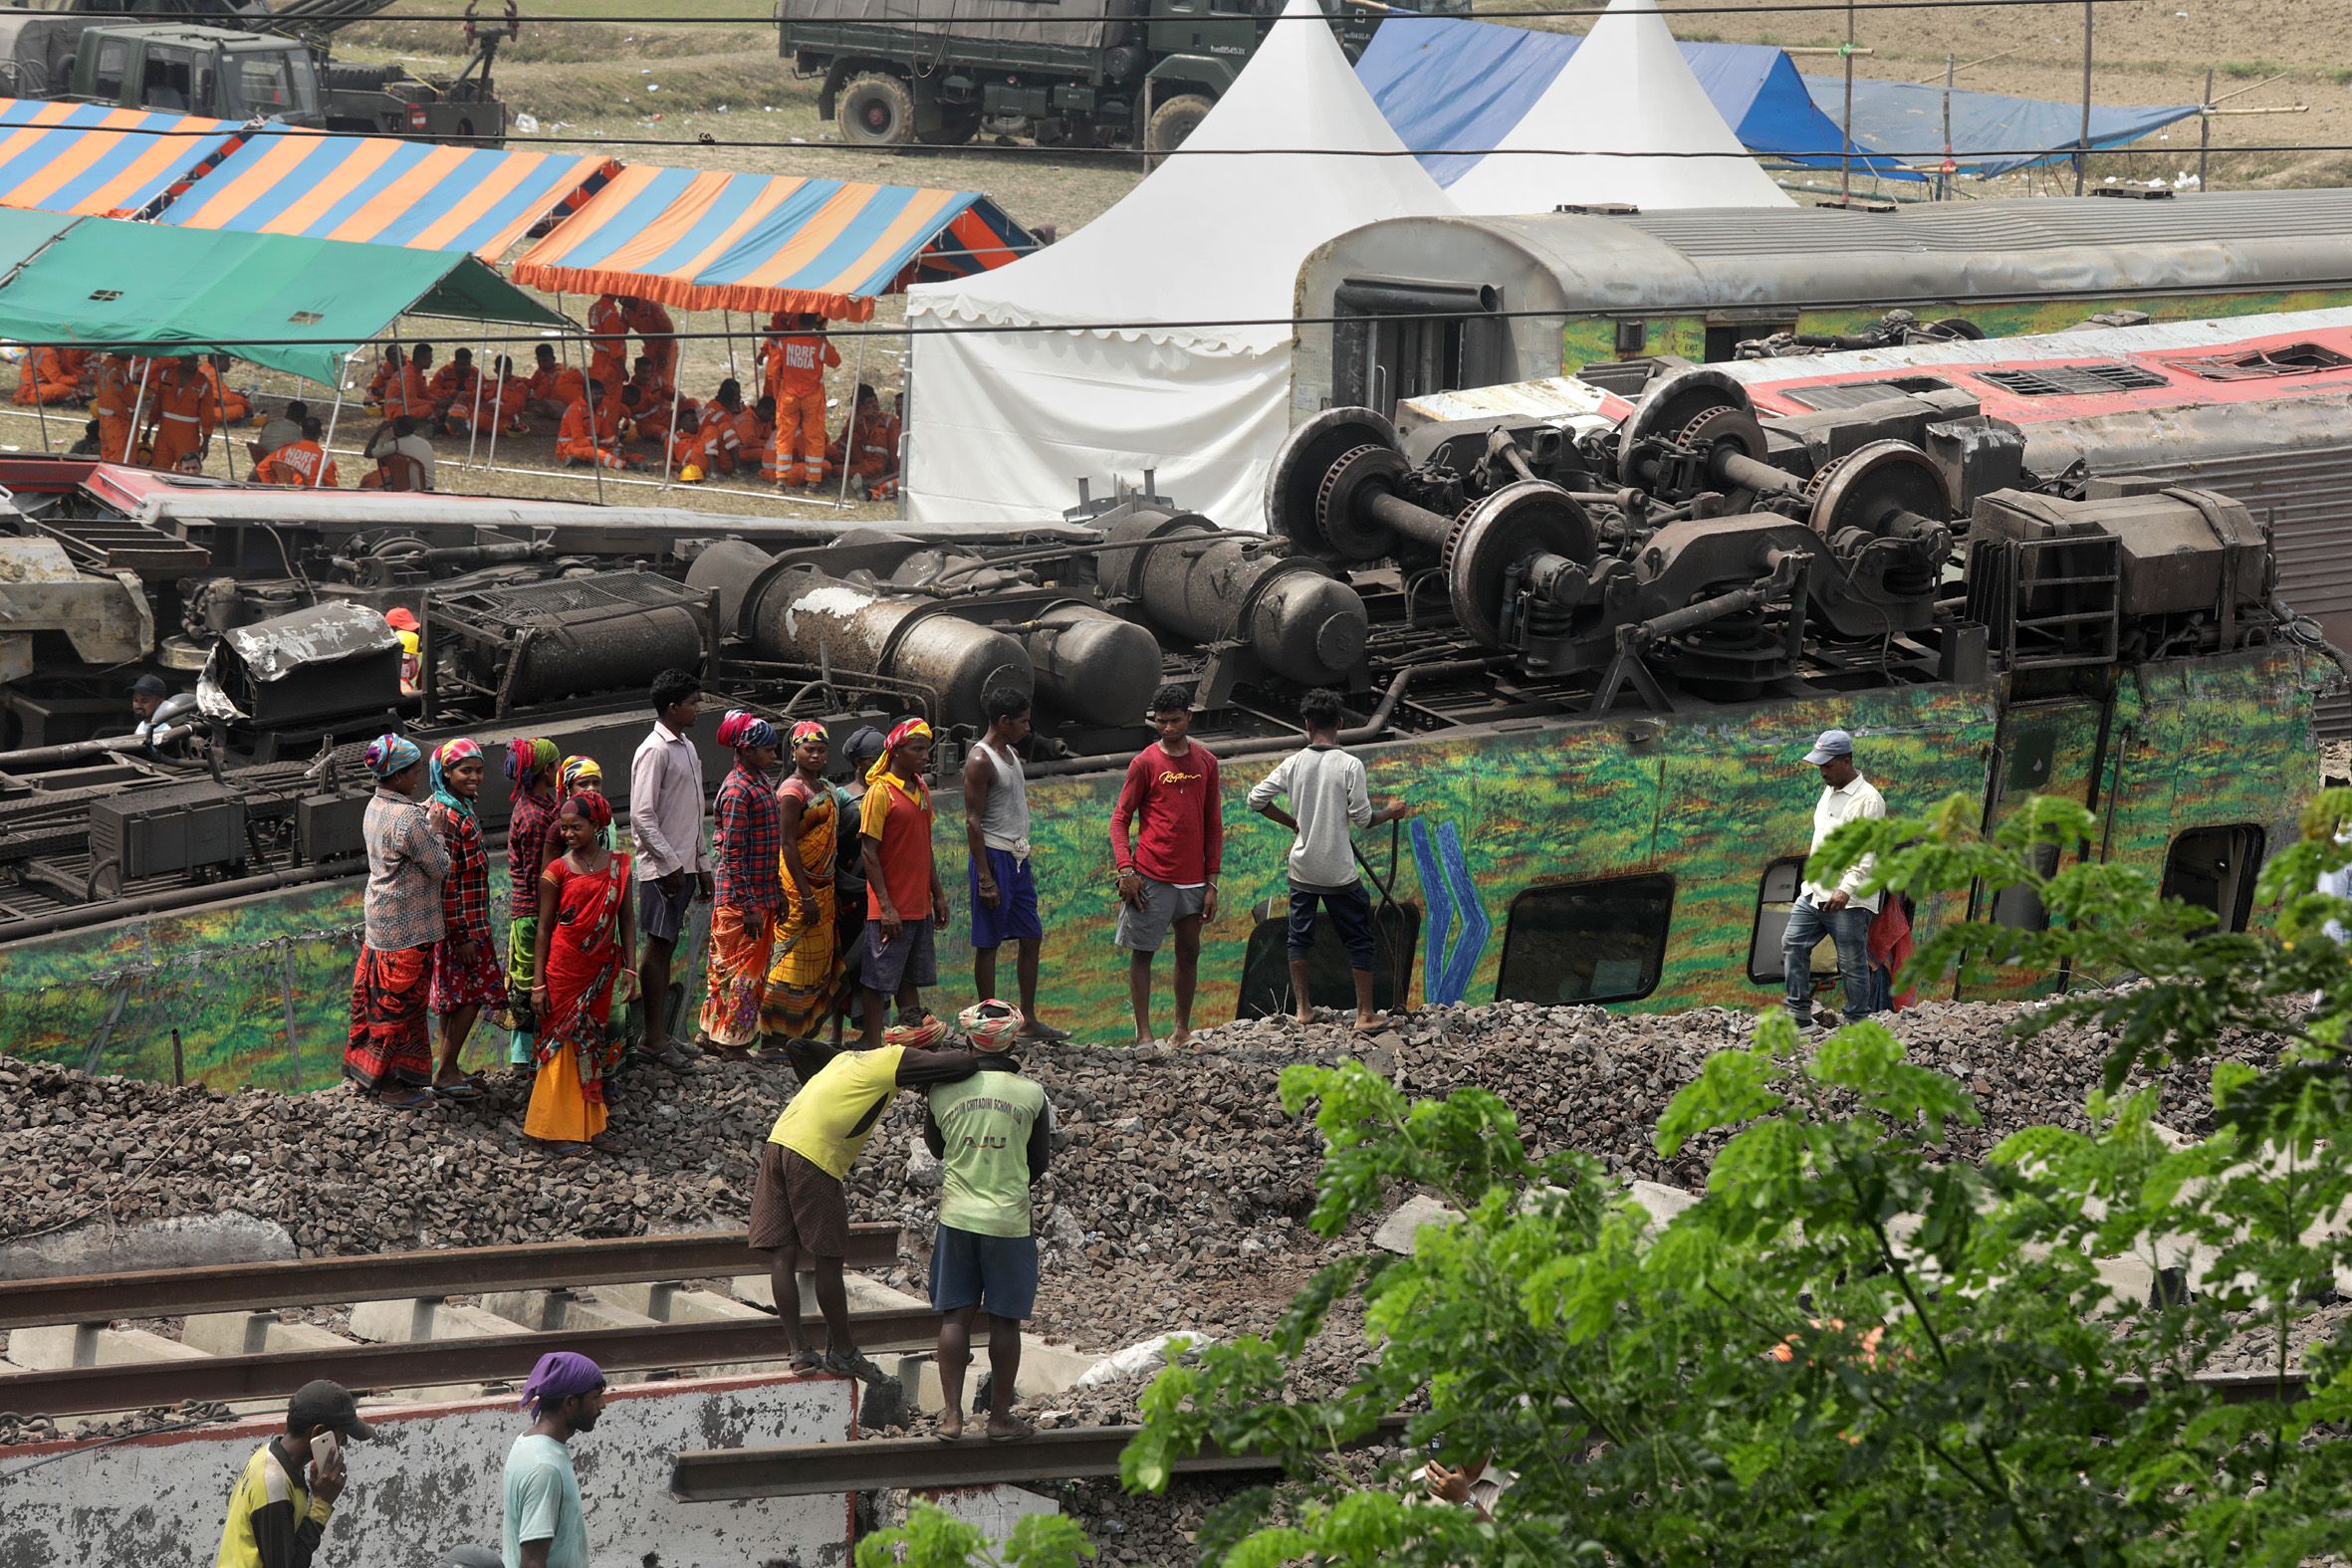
[527,791,636,1154]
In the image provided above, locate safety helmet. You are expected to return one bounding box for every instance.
[679,464,704,483]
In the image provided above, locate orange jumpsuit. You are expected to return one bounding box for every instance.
[428,362,478,419]
[383,361,434,421]
[557,395,632,469]
[15,346,81,406]
[587,297,629,389]
[831,407,902,499]
[146,364,216,473]
[696,404,747,475]
[92,355,138,462]
[765,332,838,485]
[621,298,677,385]
[197,362,249,431]
[365,350,403,408]
[255,439,340,488]
[629,374,693,444]
[462,375,529,436]
[666,424,706,474]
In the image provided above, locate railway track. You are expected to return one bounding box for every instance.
[0,1226,918,1422]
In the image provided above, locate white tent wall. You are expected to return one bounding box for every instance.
[1439,0,1793,215]
[904,0,1455,532]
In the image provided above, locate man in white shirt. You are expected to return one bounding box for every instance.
[1782,727,1886,1028]
[629,668,710,1067]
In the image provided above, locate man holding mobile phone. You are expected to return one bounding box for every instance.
[215,1379,372,1568]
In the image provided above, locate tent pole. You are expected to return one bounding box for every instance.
[1940,53,1954,201]
[723,310,736,381]
[323,354,349,468]
[2198,67,2214,191]
[1839,0,1854,205]
[464,336,487,470]
[123,357,151,465]
[570,300,607,507]
[2075,0,2092,195]
[834,320,867,511]
[486,342,508,476]
[29,351,49,454]
[659,332,683,491]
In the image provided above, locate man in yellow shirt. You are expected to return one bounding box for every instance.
[217,1379,372,1568]
[750,1018,976,1383]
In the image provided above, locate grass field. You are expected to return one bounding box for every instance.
[73,1,2346,519]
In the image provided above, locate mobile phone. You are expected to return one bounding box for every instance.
[313,1432,342,1473]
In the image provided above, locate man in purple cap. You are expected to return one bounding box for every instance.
[502,1352,605,1568]
[1781,727,1886,1028]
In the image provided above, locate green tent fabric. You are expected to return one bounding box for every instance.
[0,208,79,281]
[0,219,566,388]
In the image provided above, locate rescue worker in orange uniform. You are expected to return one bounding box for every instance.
[386,344,436,423]
[521,343,580,425]
[625,354,695,445]
[826,381,901,501]
[15,345,84,407]
[696,378,749,476]
[620,296,677,386]
[557,376,637,470]
[198,353,250,433]
[427,346,479,430]
[664,406,706,476]
[764,314,838,488]
[254,416,341,488]
[461,354,530,437]
[587,296,629,391]
[92,354,138,462]
[744,394,776,466]
[365,344,405,410]
[145,355,217,474]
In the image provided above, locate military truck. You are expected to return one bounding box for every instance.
[779,0,1456,153]
[0,0,509,143]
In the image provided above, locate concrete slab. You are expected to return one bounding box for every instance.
[6,1324,209,1371]
[347,1299,526,1345]
[478,1288,659,1334]
[1626,1181,1699,1228]
[1372,1195,1461,1255]
[729,1270,930,1315]
[886,1483,1058,1548]
[180,1313,355,1359]
[594,1282,770,1324]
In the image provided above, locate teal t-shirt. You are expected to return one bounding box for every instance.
[502,1434,589,1568]
[928,1068,1050,1238]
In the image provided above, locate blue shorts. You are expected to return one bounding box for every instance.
[636,875,696,945]
[928,1223,1039,1320]
[968,848,1043,951]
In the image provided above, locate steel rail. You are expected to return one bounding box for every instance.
[0,1307,952,1418]
[671,1416,1418,1500]
[0,1227,895,1331]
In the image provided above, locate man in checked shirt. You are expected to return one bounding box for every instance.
[700,712,785,1058]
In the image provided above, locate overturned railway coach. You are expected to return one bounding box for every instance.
[0,332,2335,1087]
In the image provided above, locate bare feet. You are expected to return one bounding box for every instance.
[1169,1027,1193,1047]
[1291,1008,1314,1026]
[937,1411,964,1441]
[986,1414,1035,1440]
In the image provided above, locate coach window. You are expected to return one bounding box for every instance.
[2161,824,2265,934]
[1496,875,1673,1005]
[1235,898,1421,1020]
[1990,843,2063,932]
[1748,856,1822,985]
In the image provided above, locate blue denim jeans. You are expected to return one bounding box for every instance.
[1782,895,1877,1021]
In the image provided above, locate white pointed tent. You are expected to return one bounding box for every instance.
[903,0,1455,532]
[1444,0,1793,215]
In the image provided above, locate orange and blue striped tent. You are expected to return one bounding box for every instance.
[510,163,1036,321]
[0,100,244,219]
[157,128,616,261]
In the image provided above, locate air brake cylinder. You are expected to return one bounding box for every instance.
[687,539,1033,724]
[1095,506,1368,688]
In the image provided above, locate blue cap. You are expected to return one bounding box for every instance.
[1803,728,1854,765]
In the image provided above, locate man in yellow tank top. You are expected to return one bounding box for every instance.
[216,1380,372,1568]
[749,1016,977,1383]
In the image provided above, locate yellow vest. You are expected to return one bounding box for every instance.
[769,1045,904,1179]
[217,1440,330,1568]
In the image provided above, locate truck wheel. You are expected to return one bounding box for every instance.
[324,62,405,91]
[838,73,916,146]
[917,108,980,146]
[1145,93,1212,154]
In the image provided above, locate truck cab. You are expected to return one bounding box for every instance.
[73,23,324,121]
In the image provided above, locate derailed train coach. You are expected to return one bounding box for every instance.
[0,309,2342,1089]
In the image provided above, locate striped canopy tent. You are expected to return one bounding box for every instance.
[158,127,616,259]
[0,99,243,219]
[510,163,1036,321]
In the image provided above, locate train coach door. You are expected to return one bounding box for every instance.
[1955,693,2114,1002]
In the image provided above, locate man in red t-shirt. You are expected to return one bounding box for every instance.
[1109,682,1223,1046]
[857,718,951,1043]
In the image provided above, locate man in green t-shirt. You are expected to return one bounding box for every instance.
[502,1352,603,1568]
[922,1000,1055,1441]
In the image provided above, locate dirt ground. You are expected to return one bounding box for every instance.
[15,2,2342,520]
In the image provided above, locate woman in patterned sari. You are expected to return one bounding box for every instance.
[763,721,844,1044]
[527,791,635,1154]
[426,738,503,1098]
[347,734,448,1110]
[502,737,561,1065]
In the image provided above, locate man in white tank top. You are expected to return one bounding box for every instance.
[964,689,1067,1040]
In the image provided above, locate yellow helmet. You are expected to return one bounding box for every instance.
[679,464,704,483]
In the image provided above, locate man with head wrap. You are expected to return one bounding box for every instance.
[751,1013,976,1383]
[854,718,950,1046]
[345,735,449,1109]
[923,1001,1055,1440]
[700,712,786,1055]
[501,1352,604,1568]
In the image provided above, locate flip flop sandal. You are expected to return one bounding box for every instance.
[380,1090,434,1111]
[786,1350,823,1373]
[432,1081,483,1100]
[1018,1021,1071,1042]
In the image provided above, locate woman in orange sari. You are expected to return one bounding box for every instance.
[527,791,634,1155]
[762,720,843,1042]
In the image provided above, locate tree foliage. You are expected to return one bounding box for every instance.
[1117,790,2352,1566]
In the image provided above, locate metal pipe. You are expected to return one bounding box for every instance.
[1362,487,1453,550]
[0,857,367,943]
[2075,0,2093,197]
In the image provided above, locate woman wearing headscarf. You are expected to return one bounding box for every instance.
[559,756,607,841]
[426,739,504,1097]
[347,735,450,1109]
[762,721,845,1045]
[853,718,949,1045]
[700,711,785,1055]
[528,791,634,1153]
[502,738,562,1066]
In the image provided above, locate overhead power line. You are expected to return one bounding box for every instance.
[10,0,2196,20]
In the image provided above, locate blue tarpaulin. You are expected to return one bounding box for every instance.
[1796,74,2202,176]
[1357,14,2198,185]
[1357,16,1905,183]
